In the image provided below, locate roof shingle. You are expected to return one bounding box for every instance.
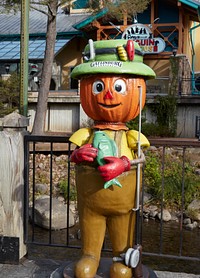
[0,9,89,36]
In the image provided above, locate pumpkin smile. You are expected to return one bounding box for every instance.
[98,102,121,109]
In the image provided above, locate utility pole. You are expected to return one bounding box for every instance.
[20,0,30,116]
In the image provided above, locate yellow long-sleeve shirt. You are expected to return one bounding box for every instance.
[69,128,149,160]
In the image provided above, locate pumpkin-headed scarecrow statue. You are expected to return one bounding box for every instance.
[69,39,155,278]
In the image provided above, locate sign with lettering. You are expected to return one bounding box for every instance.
[122,23,166,54]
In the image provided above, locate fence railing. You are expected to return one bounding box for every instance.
[24,134,200,269]
[142,138,200,266]
[146,76,200,95]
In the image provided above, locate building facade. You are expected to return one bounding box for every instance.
[0,0,200,136]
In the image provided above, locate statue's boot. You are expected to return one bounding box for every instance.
[74,255,99,278]
[110,262,132,278]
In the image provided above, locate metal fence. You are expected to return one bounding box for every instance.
[196,116,200,139]
[24,134,200,270]
[146,76,200,95]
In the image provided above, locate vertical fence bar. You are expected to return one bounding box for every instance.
[31,142,36,242]
[195,116,200,140]
[159,146,165,254]
[49,142,53,243]
[66,141,71,246]
[140,165,145,245]
[179,147,186,256]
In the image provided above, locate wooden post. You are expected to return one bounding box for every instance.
[0,112,29,263]
[168,55,191,96]
[20,0,30,116]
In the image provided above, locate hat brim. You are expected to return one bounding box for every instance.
[71,61,156,80]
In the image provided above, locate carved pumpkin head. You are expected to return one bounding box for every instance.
[80,74,146,123]
[71,39,155,129]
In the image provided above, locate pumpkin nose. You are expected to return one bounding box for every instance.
[104,90,113,100]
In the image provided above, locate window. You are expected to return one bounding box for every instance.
[70,67,78,89]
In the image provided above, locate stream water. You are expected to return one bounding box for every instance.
[28,219,200,274]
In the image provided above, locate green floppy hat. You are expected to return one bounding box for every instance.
[71,39,155,79]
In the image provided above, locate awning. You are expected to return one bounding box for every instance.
[178,0,200,21]
[73,8,107,30]
[0,37,70,60]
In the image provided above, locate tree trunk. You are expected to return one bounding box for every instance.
[32,1,58,135]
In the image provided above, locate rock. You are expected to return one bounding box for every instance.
[69,233,75,239]
[29,196,76,230]
[143,212,149,219]
[143,206,150,218]
[184,224,193,230]
[38,162,45,169]
[184,222,198,231]
[187,199,200,221]
[170,213,179,222]
[147,146,157,152]
[193,221,198,228]
[149,210,158,219]
[195,168,200,175]
[35,183,48,194]
[143,205,158,219]
[183,218,191,225]
[188,199,200,210]
[157,209,171,222]
[148,205,158,211]
[143,206,150,214]
[143,192,152,204]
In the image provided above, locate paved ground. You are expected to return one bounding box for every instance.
[0,258,199,278]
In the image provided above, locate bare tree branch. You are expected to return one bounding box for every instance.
[47,3,57,17]
[30,1,46,5]
[30,4,49,16]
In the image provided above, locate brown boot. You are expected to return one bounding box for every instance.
[74,255,99,278]
[110,262,132,278]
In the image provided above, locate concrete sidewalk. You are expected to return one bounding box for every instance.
[0,258,199,278]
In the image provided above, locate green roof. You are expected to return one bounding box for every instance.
[179,0,200,9]
[178,0,200,20]
[73,8,108,30]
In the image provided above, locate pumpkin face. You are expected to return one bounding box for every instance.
[80,74,146,123]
